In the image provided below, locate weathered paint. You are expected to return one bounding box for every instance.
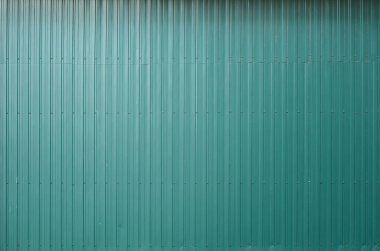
[0,0,380,249]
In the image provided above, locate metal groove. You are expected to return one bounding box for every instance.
[0,0,379,250]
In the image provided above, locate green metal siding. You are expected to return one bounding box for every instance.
[0,0,380,249]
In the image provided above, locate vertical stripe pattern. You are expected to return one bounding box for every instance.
[0,0,380,250]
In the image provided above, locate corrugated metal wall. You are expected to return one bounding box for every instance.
[1,0,380,249]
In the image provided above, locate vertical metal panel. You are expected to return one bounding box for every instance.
[0,0,379,249]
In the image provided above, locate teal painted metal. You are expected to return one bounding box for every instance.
[1,0,380,249]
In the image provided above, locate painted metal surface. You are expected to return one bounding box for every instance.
[0,0,380,249]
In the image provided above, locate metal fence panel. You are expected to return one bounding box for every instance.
[0,0,379,249]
